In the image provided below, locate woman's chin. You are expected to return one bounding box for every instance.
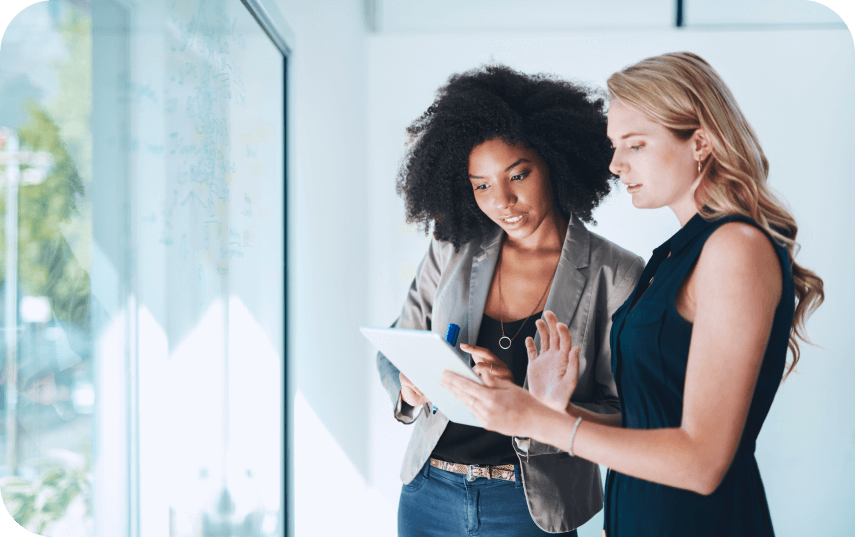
[629,196,653,209]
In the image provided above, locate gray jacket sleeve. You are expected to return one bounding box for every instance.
[515,254,645,457]
[376,236,446,424]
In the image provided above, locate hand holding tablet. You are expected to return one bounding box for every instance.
[361,325,484,427]
[399,372,430,407]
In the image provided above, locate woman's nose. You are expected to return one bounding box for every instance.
[608,149,625,176]
[494,185,517,209]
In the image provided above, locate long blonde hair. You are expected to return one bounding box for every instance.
[607,52,824,378]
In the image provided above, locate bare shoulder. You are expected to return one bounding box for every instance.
[703,221,779,267]
[695,221,782,303]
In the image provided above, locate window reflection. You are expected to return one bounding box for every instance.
[0,2,94,535]
[1,2,284,536]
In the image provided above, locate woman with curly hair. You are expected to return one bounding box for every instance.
[442,53,825,536]
[376,64,644,536]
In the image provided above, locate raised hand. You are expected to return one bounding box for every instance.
[524,310,580,412]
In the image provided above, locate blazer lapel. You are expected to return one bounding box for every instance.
[528,216,590,386]
[467,227,503,365]
[466,217,590,370]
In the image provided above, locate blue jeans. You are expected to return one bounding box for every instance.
[398,462,579,537]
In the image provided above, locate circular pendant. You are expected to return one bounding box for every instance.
[499,336,512,350]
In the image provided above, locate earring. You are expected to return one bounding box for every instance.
[697,159,702,175]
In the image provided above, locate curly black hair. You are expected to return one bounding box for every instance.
[397,64,616,250]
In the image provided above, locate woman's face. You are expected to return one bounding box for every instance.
[607,98,703,224]
[468,138,560,244]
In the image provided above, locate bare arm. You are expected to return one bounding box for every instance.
[444,223,782,494]
[534,223,782,494]
[567,403,623,427]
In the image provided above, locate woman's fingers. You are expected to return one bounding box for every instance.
[441,371,480,403]
[400,373,421,394]
[462,343,513,380]
[473,364,513,382]
[401,385,427,407]
[543,310,573,353]
[569,345,580,370]
[544,310,562,350]
[535,319,550,352]
[525,336,537,361]
[460,343,499,364]
[472,364,490,380]
[536,311,573,354]
[400,372,429,406]
[566,346,580,383]
[441,370,514,409]
[557,320,573,352]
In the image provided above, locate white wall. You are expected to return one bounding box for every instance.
[366,28,854,537]
[270,0,396,535]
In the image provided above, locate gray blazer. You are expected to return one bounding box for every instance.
[377,215,644,532]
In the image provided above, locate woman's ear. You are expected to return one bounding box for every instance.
[691,128,712,161]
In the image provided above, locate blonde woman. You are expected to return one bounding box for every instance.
[442,52,824,536]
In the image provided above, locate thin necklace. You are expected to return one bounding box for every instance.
[497,248,555,350]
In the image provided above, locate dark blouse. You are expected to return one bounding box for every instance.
[604,214,793,536]
[430,311,540,466]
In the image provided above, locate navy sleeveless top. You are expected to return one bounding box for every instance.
[604,213,794,536]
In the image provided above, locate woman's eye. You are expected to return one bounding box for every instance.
[474,184,487,191]
[511,172,529,181]
[630,145,643,151]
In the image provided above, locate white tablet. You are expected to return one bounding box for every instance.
[361,326,484,427]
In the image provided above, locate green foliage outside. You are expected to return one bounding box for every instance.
[0,7,92,326]
[3,102,90,326]
[0,442,92,534]
[0,4,94,532]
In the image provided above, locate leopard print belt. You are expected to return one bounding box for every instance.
[429,458,516,482]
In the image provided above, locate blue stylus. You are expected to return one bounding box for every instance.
[445,323,460,347]
[434,323,461,414]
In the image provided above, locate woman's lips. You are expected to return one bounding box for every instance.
[500,212,527,227]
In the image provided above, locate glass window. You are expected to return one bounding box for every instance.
[1,1,285,535]
[1,2,94,534]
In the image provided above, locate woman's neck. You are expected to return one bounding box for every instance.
[504,209,567,254]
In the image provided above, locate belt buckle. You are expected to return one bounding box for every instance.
[466,464,479,482]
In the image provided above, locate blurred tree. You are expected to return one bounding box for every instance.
[0,101,89,327]
[0,6,91,328]
[0,440,92,533]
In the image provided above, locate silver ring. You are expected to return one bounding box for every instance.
[469,399,474,406]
